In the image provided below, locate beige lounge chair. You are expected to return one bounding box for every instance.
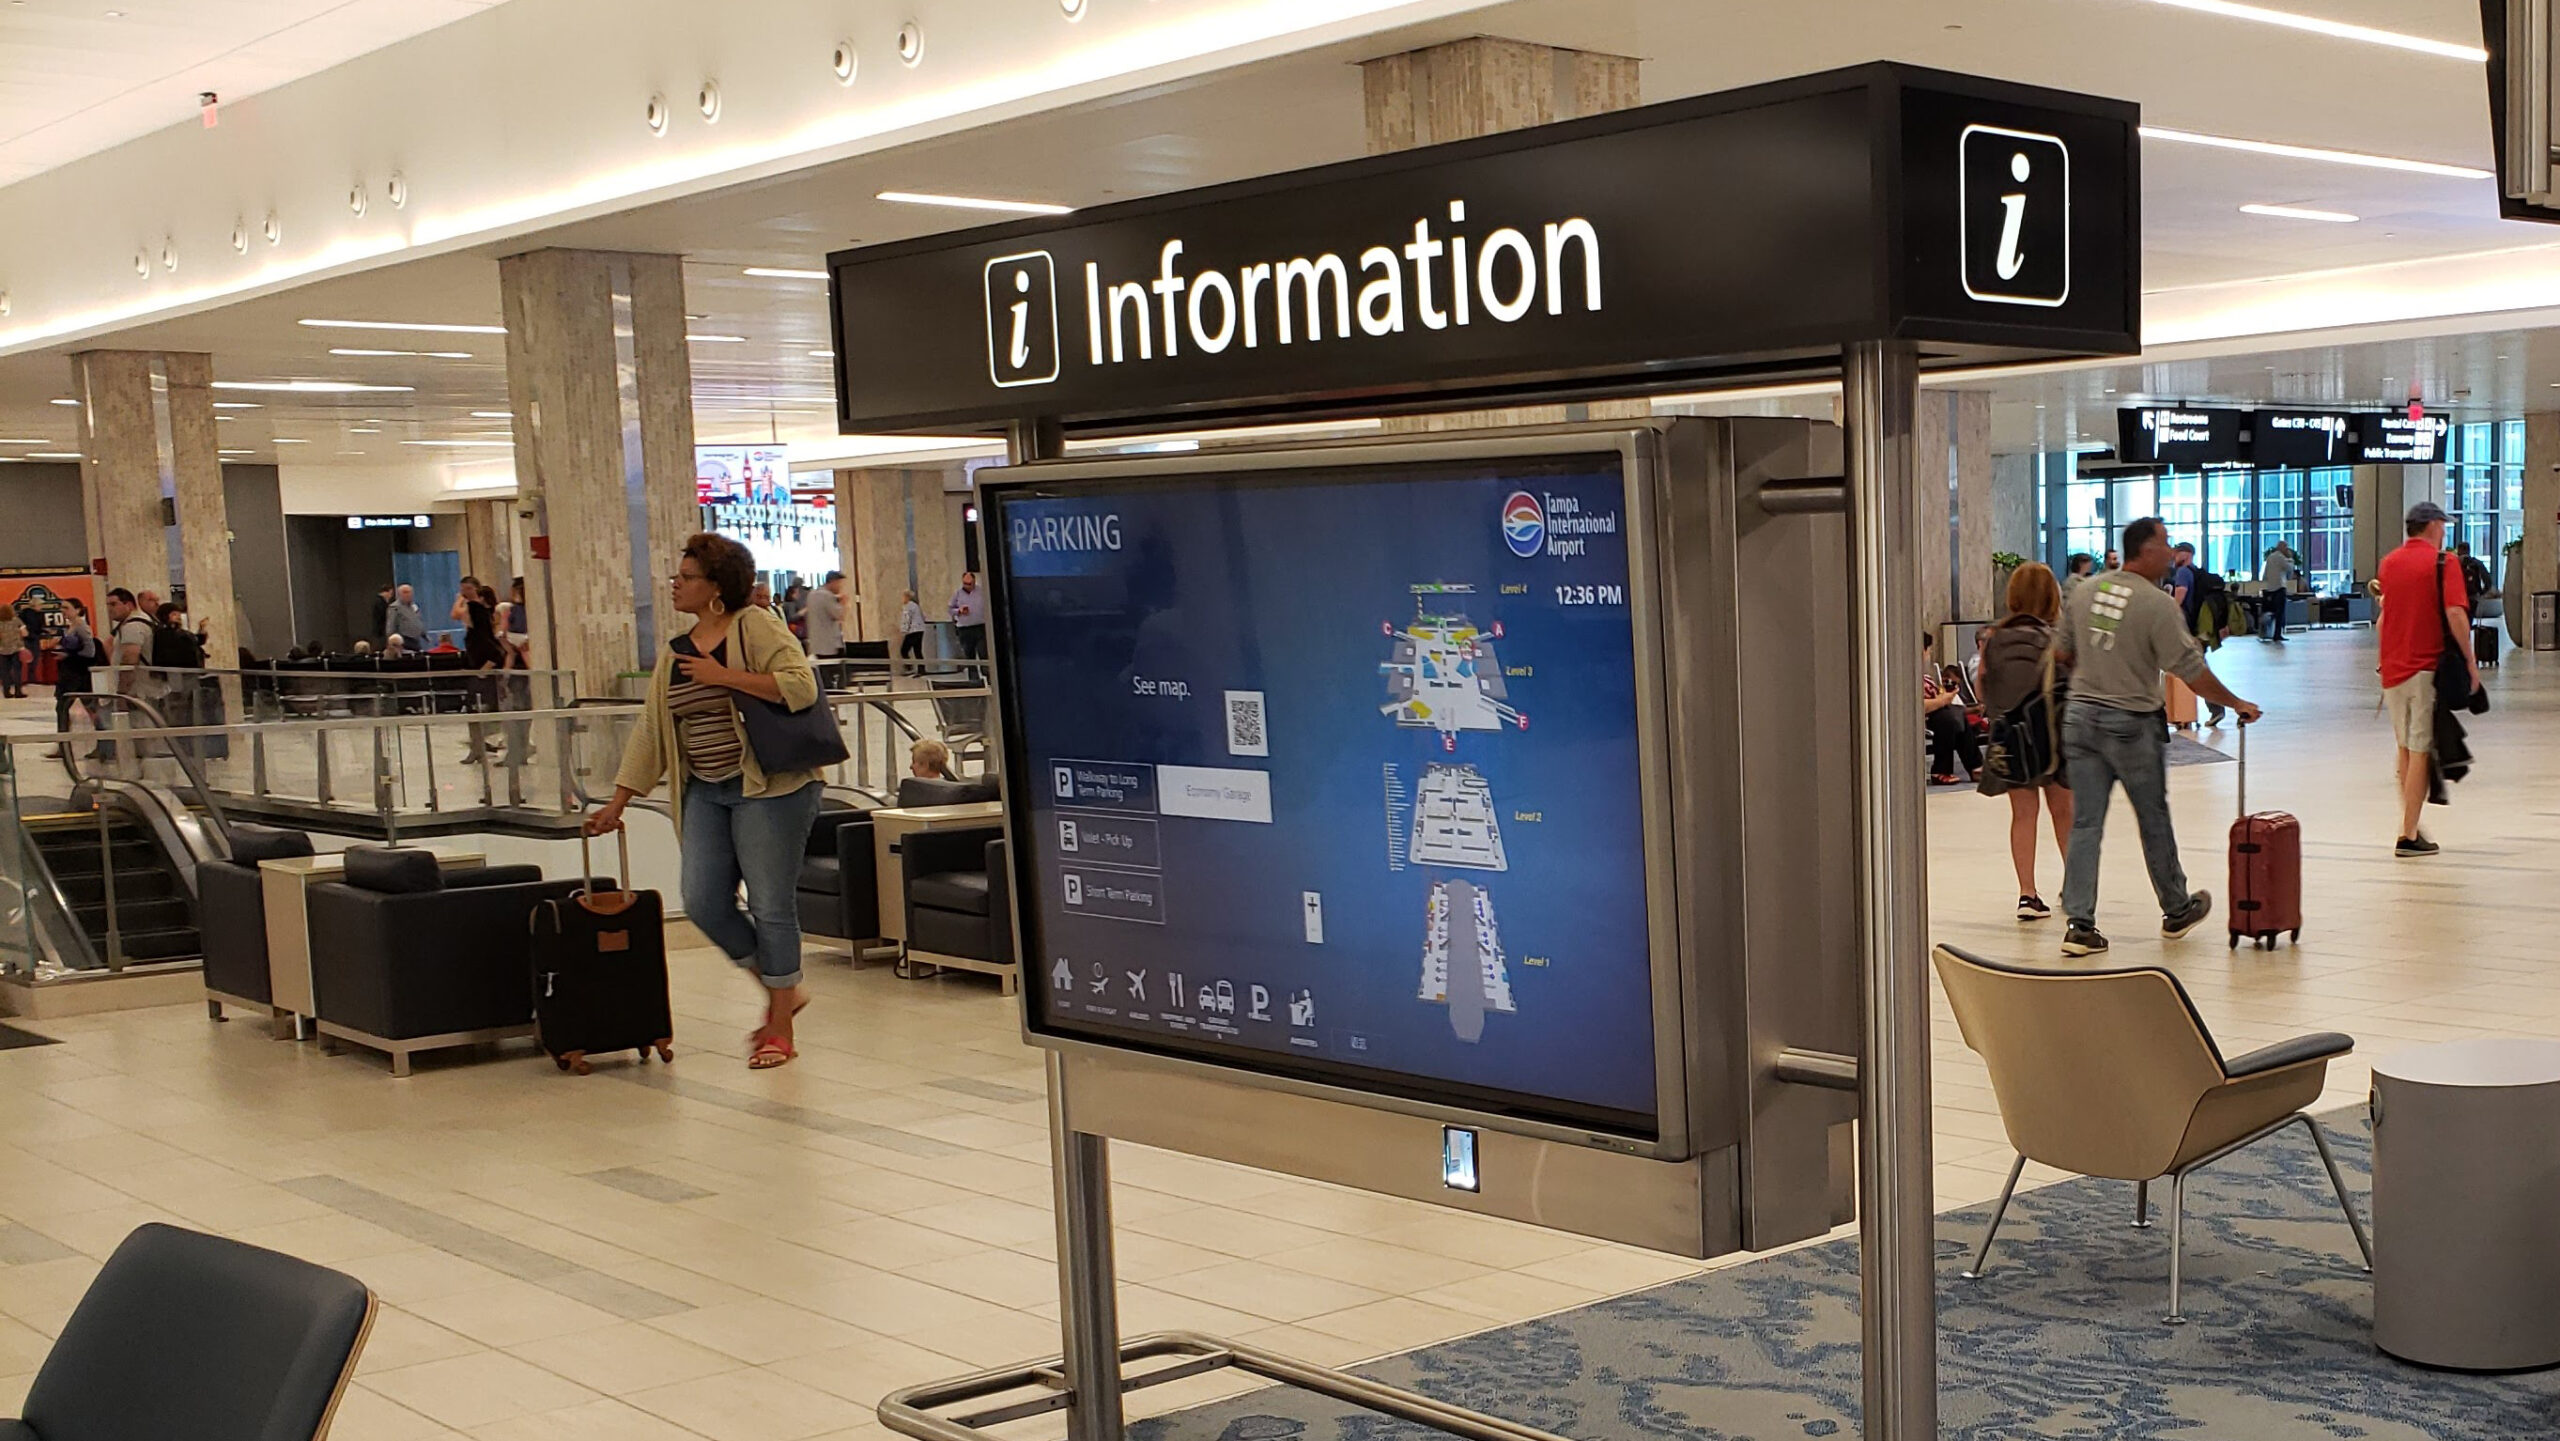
[1932,943,2371,1324]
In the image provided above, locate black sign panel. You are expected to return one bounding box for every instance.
[830,63,2139,434]
[2117,407,2244,466]
[2250,410,2360,468]
[2355,412,2449,464]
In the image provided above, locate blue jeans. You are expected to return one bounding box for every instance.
[2060,703,2195,928]
[681,776,823,990]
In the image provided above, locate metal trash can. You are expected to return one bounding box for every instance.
[2534,591,2560,652]
[2371,1039,2560,1370]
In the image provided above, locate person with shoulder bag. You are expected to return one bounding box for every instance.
[589,532,843,1070]
[1977,562,2075,923]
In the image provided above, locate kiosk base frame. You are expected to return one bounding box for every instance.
[879,1330,1574,1441]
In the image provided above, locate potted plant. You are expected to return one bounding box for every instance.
[1991,551,2024,602]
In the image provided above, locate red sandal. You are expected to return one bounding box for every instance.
[748,1034,796,1069]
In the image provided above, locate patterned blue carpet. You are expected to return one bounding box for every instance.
[1135,1118,2560,1440]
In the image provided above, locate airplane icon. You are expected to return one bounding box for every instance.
[1125,971,1147,1001]
[1088,962,1109,995]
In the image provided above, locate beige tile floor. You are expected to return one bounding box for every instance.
[0,629,2554,1439]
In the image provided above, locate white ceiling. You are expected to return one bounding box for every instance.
[4,0,2558,490]
[0,0,507,185]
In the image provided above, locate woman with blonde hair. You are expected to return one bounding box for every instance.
[1977,561,2075,922]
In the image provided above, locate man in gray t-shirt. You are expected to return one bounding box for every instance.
[2050,517,2260,957]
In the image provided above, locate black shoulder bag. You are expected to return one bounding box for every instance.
[2435,555,2488,716]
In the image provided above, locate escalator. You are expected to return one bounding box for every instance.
[19,809,203,965]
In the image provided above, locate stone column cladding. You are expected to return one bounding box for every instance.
[69,350,170,603]
[1989,452,2041,572]
[1951,392,1993,621]
[834,468,862,639]
[1364,37,1643,433]
[838,464,969,643]
[497,248,696,697]
[1913,392,1953,631]
[164,353,236,666]
[2525,413,2560,608]
[2351,463,2390,586]
[461,499,510,593]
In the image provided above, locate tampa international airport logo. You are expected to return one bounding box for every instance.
[1500,491,1544,558]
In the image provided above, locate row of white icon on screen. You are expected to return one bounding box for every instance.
[1050,958,1314,1025]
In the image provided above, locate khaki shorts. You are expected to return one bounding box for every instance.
[2384,673,2434,754]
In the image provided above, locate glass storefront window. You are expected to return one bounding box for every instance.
[2305,468,2353,595]
[2203,469,2251,576]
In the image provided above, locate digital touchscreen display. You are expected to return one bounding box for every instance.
[990,454,1659,1133]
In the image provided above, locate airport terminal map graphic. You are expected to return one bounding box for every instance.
[995,455,1659,1128]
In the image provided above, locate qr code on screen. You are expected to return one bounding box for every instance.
[1224,690,1268,757]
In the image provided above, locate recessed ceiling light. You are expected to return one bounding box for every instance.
[211,381,414,393]
[2240,202,2359,223]
[877,190,1073,215]
[687,333,749,343]
[299,319,506,335]
[348,427,382,434]
[743,267,829,280]
[469,411,513,419]
[403,439,515,448]
[218,449,253,456]
[212,401,261,410]
[897,22,923,64]
[49,398,80,407]
[2135,0,2486,61]
[0,438,53,444]
[832,40,858,84]
[25,452,81,459]
[2141,126,2492,180]
[327,348,475,359]
[809,349,836,358]
[272,438,308,444]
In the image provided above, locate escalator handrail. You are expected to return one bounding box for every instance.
[11,816,105,976]
[62,691,236,849]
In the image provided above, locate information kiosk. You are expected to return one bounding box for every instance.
[829,61,2142,1441]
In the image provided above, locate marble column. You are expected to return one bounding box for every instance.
[497,249,697,696]
[1913,393,1953,631]
[2351,464,2390,586]
[460,499,511,592]
[836,464,973,644]
[69,350,169,605]
[164,354,236,665]
[1363,37,1644,432]
[1990,453,2041,567]
[1951,392,1994,620]
[2525,414,2560,617]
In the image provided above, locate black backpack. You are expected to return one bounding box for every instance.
[150,620,204,670]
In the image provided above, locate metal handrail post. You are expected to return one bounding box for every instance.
[1842,339,1937,1439]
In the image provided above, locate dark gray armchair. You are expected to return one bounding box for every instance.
[198,825,314,1022]
[305,847,588,1075]
[5,1222,374,1441]
[797,799,880,954]
[900,831,1016,993]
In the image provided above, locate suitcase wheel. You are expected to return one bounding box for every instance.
[2228,934,2239,950]
[553,1055,571,1071]
[2289,929,2300,945]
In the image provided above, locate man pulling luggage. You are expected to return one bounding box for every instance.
[2053,517,2262,957]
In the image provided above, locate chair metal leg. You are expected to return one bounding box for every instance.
[1963,1154,2027,1280]
[2134,1178,2152,1229]
[2164,1171,2189,1325]
[2299,1114,2373,1271]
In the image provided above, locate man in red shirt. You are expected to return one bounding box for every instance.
[2374,501,2476,856]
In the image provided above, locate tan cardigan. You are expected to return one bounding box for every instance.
[612,603,823,826]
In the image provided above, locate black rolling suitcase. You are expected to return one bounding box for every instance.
[531,825,674,1074]
[2475,622,2501,667]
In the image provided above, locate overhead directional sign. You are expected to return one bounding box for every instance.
[829,63,2140,435]
[2117,407,2244,466]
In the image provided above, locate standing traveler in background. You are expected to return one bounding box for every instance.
[1978,562,2075,923]
[384,584,427,651]
[2060,552,2096,607]
[589,533,824,1071]
[0,605,26,700]
[2258,540,2299,643]
[950,572,988,663]
[2053,517,2261,957]
[2168,542,2201,626]
[2375,502,2476,857]
[369,583,393,649]
[51,598,97,750]
[804,571,847,661]
[897,590,928,662]
[2454,541,2492,615]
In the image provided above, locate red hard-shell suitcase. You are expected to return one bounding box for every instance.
[531,825,675,1073]
[2228,723,2302,950]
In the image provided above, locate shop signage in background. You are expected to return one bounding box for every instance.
[829,63,2140,434]
[344,514,434,530]
[2353,411,2449,464]
[700,499,839,579]
[2116,406,2244,465]
[695,444,793,504]
[2248,409,2360,468]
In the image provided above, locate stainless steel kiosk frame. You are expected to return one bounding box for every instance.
[832,61,2141,1441]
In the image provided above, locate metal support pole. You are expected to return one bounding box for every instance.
[1006,415,1122,1441]
[1841,340,1937,1439]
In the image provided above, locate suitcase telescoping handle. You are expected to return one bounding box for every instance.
[578,810,633,897]
[2232,711,2252,824]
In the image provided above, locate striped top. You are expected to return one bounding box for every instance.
[667,638,744,782]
